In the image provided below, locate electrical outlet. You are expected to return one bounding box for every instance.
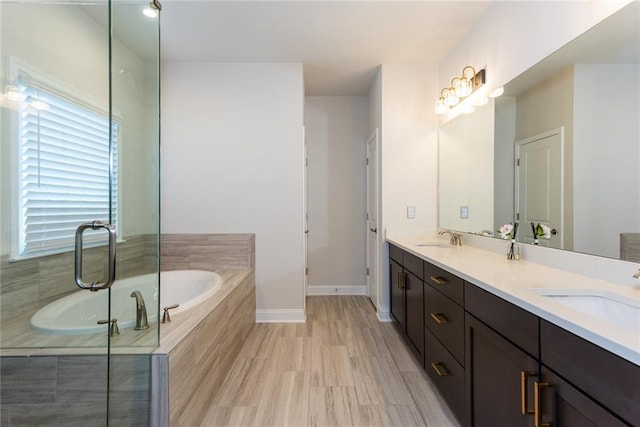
[407,206,416,219]
[460,206,469,219]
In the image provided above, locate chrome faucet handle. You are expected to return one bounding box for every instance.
[453,232,462,246]
[633,268,640,279]
[162,304,180,323]
[97,318,120,337]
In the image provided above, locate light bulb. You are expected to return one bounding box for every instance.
[435,98,448,114]
[444,88,459,107]
[489,87,504,98]
[455,77,473,98]
[142,7,158,18]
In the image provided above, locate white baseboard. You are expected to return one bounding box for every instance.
[306,285,367,296]
[255,309,306,323]
[377,311,391,322]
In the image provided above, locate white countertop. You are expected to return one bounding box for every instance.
[387,235,640,366]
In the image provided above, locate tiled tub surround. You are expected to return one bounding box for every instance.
[153,233,256,427]
[387,234,640,365]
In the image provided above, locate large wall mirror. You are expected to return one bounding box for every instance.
[439,1,639,261]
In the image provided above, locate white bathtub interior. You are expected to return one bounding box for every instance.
[30,270,222,336]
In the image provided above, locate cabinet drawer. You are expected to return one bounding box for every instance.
[541,320,640,425]
[538,366,627,427]
[403,251,424,280]
[424,262,463,305]
[389,243,403,263]
[465,283,539,358]
[425,327,464,421]
[425,285,464,365]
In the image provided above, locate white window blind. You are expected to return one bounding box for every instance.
[18,84,119,257]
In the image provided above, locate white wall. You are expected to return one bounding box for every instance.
[378,63,440,317]
[573,63,640,258]
[304,97,368,293]
[439,1,631,98]
[161,62,305,320]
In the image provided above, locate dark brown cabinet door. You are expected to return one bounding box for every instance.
[465,314,538,427]
[537,367,627,427]
[389,259,404,331]
[404,271,424,364]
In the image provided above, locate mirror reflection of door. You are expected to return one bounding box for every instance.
[515,128,564,249]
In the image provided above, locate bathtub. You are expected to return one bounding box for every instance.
[30,270,222,335]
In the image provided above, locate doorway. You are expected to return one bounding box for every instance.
[366,129,379,308]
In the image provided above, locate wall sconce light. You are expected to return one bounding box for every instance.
[435,66,486,114]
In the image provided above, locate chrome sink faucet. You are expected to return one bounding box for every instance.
[633,268,640,279]
[439,230,462,246]
[130,290,149,330]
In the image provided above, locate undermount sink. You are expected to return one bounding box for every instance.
[528,289,640,332]
[414,242,451,248]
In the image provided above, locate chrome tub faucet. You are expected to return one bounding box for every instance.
[130,290,149,330]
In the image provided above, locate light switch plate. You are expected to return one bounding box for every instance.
[407,206,415,219]
[460,206,469,219]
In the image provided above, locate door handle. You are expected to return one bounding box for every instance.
[305,229,309,234]
[550,228,557,235]
[75,221,117,291]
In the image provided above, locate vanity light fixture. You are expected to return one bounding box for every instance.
[435,66,486,114]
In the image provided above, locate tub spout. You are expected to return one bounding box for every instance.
[130,290,149,330]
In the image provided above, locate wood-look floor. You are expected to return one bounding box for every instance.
[203,296,460,426]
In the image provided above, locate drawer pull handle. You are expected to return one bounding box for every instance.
[430,362,449,377]
[429,276,448,285]
[397,272,406,290]
[534,381,552,427]
[429,312,449,324]
[521,371,536,415]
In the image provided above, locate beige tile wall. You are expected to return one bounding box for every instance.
[160,233,255,271]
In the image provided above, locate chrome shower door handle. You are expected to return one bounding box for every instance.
[75,221,117,291]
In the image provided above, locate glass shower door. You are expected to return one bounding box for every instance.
[0,1,112,425]
[107,1,161,424]
[0,1,160,425]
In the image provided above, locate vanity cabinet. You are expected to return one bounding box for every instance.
[540,320,639,426]
[387,241,639,427]
[464,283,540,427]
[389,258,404,330]
[388,244,424,366]
[423,261,465,421]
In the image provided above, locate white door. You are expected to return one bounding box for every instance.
[303,127,309,300]
[515,128,563,249]
[366,130,379,308]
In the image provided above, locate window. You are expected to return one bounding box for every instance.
[16,73,119,258]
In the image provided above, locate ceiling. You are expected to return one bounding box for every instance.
[160,1,491,95]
